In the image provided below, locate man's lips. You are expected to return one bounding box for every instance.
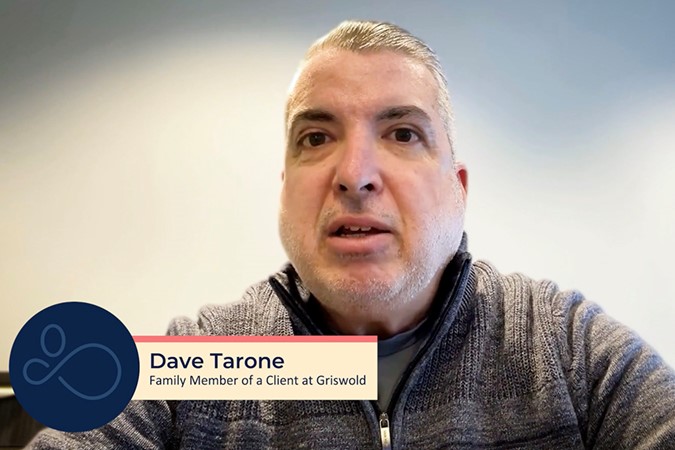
[323,216,394,255]
[327,216,393,237]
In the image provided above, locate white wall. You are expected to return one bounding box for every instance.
[2,1,674,370]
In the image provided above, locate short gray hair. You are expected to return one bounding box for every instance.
[298,20,455,153]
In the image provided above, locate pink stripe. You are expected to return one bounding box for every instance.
[133,335,377,343]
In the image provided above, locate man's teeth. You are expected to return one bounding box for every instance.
[347,226,372,232]
[337,225,378,237]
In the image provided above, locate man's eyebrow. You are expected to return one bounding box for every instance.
[376,106,432,123]
[377,106,437,145]
[288,109,336,133]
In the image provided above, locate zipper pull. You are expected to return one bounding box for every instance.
[379,412,392,450]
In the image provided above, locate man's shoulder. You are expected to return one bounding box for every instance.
[471,259,600,321]
[166,271,294,337]
[473,258,558,294]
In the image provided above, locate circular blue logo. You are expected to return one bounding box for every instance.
[9,302,139,432]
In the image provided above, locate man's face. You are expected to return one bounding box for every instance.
[279,49,467,314]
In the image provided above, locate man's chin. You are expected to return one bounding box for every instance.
[310,272,401,308]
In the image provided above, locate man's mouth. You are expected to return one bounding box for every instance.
[332,226,390,238]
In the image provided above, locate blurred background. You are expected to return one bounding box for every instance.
[2,0,674,372]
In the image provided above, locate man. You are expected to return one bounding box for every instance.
[28,20,675,449]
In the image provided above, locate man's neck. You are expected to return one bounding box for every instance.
[313,273,442,338]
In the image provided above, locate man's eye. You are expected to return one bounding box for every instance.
[389,128,420,143]
[300,132,329,147]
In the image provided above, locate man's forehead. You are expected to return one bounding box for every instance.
[288,105,434,133]
[285,49,439,128]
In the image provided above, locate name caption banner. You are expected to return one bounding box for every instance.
[133,336,377,400]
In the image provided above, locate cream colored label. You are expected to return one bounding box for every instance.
[132,340,377,400]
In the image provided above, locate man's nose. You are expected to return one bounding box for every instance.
[332,132,383,198]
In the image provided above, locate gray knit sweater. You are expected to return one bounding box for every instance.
[27,259,675,449]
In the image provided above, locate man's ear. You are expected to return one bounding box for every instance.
[455,162,468,199]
